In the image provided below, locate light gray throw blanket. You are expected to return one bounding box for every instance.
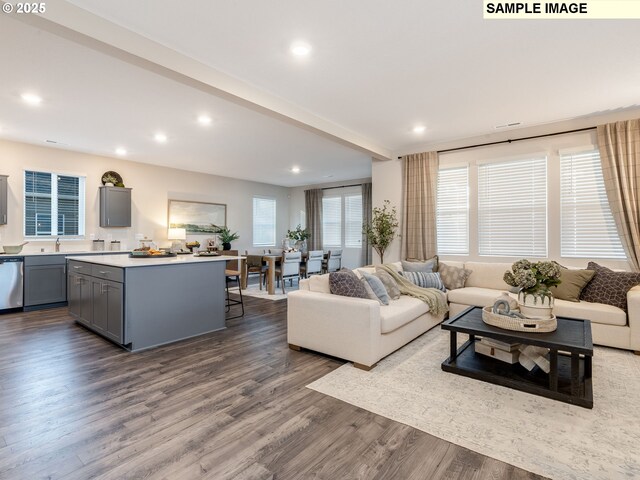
[378,264,449,316]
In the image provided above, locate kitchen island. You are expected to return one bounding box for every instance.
[66,254,235,351]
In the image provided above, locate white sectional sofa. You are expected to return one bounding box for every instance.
[287,261,640,369]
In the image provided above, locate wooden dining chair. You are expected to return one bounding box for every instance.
[275,251,302,294]
[222,250,244,319]
[301,250,323,278]
[244,250,267,289]
[323,249,342,273]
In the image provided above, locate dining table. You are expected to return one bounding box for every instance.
[240,252,325,295]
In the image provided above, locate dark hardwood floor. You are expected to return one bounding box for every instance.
[0,296,546,479]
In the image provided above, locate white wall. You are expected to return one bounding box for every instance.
[372,108,640,268]
[0,139,291,254]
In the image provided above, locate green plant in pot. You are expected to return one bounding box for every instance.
[503,260,561,319]
[214,226,239,251]
[362,200,399,264]
[287,224,310,252]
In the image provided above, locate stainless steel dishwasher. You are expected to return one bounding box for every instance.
[0,257,24,310]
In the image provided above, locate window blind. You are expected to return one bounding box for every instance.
[437,166,469,255]
[478,157,547,257]
[253,197,276,246]
[560,150,625,259]
[322,196,342,247]
[344,194,363,248]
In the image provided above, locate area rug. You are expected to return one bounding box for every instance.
[307,328,640,480]
[228,284,291,301]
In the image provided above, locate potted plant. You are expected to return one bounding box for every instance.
[214,226,240,251]
[287,224,310,252]
[503,260,561,319]
[363,200,399,264]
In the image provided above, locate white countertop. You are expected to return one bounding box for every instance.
[0,250,127,257]
[66,253,237,268]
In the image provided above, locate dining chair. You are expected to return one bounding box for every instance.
[324,249,342,273]
[244,250,267,289]
[275,251,302,294]
[301,250,323,278]
[222,250,244,319]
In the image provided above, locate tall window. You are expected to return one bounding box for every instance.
[477,157,547,257]
[24,170,85,237]
[253,197,276,246]
[322,190,363,248]
[560,149,625,258]
[437,166,469,255]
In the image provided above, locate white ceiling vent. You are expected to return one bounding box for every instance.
[494,122,522,129]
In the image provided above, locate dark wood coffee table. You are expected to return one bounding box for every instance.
[441,306,593,408]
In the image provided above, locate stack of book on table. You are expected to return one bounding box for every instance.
[475,337,520,364]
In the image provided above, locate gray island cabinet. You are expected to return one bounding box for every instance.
[67,254,231,351]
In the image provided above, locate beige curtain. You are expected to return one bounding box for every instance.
[597,119,640,271]
[361,182,373,265]
[305,188,323,251]
[402,151,438,260]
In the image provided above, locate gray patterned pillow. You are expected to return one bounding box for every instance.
[374,268,401,300]
[402,256,438,273]
[399,271,446,292]
[579,262,640,312]
[438,262,472,290]
[361,271,390,305]
[329,269,369,299]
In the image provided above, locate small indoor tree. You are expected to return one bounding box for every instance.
[363,200,399,264]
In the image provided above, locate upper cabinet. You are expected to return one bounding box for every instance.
[0,175,7,225]
[100,186,131,228]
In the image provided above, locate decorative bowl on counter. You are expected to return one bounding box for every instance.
[2,242,28,254]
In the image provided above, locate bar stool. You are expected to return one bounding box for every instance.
[222,250,244,319]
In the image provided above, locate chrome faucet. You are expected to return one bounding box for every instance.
[55,237,60,252]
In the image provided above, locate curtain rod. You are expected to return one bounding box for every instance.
[321,183,364,191]
[396,126,597,159]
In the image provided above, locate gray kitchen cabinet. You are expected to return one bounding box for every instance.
[68,271,92,326]
[91,278,123,343]
[99,186,131,228]
[0,175,7,225]
[24,256,67,307]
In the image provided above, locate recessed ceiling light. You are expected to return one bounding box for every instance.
[412,125,426,134]
[291,166,301,174]
[154,133,167,143]
[197,115,212,126]
[21,93,42,106]
[290,41,312,57]
[115,148,127,156]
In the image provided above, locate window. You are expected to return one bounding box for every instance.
[477,157,547,257]
[253,197,276,246]
[322,189,363,249]
[437,166,469,255]
[560,149,625,258]
[24,170,85,237]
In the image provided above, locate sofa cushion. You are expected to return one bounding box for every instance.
[400,271,446,291]
[553,298,627,327]
[402,256,438,273]
[380,295,429,333]
[329,270,369,299]
[439,262,472,290]
[307,274,330,293]
[361,272,390,305]
[550,268,595,302]
[360,277,384,305]
[446,287,508,308]
[374,268,401,299]
[464,262,513,290]
[580,262,640,312]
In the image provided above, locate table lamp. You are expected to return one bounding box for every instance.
[168,227,186,252]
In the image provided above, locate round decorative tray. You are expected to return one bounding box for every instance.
[101,170,123,185]
[481,306,557,333]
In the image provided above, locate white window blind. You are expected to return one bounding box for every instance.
[24,170,85,237]
[322,196,342,247]
[478,157,547,257]
[344,194,363,248]
[437,166,469,255]
[560,150,625,259]
[253,197,276,246]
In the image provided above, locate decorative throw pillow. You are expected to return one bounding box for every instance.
[549,267,595,302]
[438,262,472,290]
[402,256,438,273]
[579,262,640,312]
[360,277,383,304]
[329,269,369,299]
[399,271,446,292]
[361,272,390,305]
[374,268,401,300]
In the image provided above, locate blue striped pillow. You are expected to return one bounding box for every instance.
[400,271,446,292]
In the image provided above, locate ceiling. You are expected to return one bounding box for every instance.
[1,1,639,185]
